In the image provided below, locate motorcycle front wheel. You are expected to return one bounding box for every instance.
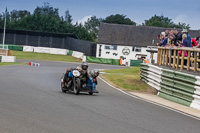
[74,78,80,95]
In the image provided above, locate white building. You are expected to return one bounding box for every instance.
[96,23,161,66]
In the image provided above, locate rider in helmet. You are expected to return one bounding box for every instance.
[78,62,89,84]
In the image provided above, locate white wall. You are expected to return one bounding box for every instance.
[96,44,157,65]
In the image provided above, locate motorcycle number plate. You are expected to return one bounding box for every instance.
[73,70,80,77]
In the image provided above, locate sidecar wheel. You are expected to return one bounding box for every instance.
[61,83,67,93]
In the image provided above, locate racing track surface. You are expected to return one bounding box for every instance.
[0,60,200,133]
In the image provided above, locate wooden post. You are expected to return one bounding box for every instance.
[166,49,169,66]
[181,50,185,70]
[187,51,191,71]
[176,51,180,69]
[162,49,165,65]
[169,49,172,66]
[173,49,176,68]
[159,49,162,65]
[194,51,197,72]
[157,49,160,65]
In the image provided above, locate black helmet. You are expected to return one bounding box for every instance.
[81,62,88,70]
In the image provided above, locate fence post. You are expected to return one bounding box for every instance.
[38,36,41,47]
[187,51,191,70]
[159,49,162,65]
[166,49,169,66]
[26,34,29,46]
[181,50,185,70]
[176,52,180,69]
[173,49,176,68]
[157,48,160,65]
[169,49,172,66]
[194,51,197,72]
[162,49,165,65]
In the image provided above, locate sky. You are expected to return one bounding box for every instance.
[0,0,200,30]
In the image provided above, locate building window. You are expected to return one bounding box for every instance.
[105,45,117,50]
[135,47,141,52]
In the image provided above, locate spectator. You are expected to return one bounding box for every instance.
[182,29,192,47]
[165,30,171,37]
[196,36,200,45]
[180,34,189,47]
[195,42,200,68]
[191,37,198,47]
[168,34,175,46]
[142,58,149,63]
[173,30,182,46]
[157,32,167,46]
[178,34,188,65]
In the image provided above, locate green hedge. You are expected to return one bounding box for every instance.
[86,56,119,65]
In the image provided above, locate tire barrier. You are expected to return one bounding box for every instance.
[141,63,200,110]
[29,62,40,67]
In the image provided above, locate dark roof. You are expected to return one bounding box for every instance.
[98,23,200,47]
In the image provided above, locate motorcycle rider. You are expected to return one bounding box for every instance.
[77,62,90,85]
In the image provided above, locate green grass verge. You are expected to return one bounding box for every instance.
[101,67,149,91]
[13,51,80,62]
[0,62,27,66]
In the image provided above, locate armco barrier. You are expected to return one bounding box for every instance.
[140,63,200,110]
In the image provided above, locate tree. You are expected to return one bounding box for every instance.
[84,16,102,42]
[0,3,96,42]
[102,14,136,25]
[65,10,72,24]
[143,14,190,29]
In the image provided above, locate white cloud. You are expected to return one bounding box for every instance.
[173,14,188,24]
[173,15,200,30]
[73,15,92,25]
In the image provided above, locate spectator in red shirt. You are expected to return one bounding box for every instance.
[191,38,198,47]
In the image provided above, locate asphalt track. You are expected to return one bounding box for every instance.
[0,60,199,133]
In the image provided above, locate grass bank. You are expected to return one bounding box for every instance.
[0,62,27,66]
[101,67,151,92]
[13,51,80,62]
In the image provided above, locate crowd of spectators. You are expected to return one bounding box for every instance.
[156,29,200,48]
[156,29,200,67]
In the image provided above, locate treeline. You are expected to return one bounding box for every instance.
[0,3,190,43]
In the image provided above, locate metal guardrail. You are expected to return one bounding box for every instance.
[157,46,200,72]
[140,63,200,110]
